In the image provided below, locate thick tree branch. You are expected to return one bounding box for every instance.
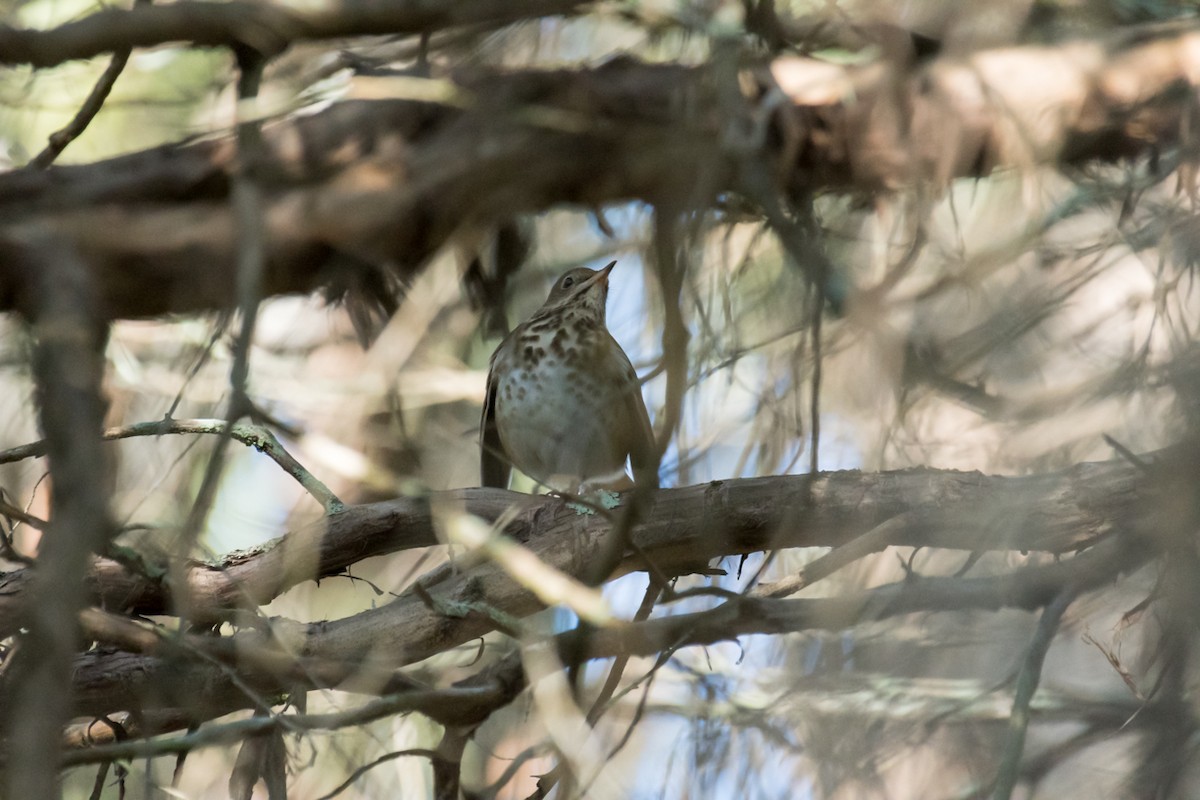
[5,445,1178,764]
[0,0,589,68]
[1,25,1198,319]
[61,532,1152,746]
[14,439,1189,760]
[0,449,1145,638]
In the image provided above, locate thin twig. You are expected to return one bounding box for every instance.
[652,210,691,473]
[809,268,823,475]
[0,496,47,534]
[477,743,548,799]
[0,417,342,512]
[752,511,917,598]
[175,49,269,625]
[60,686,498,767]
[991,587,1078,800]
[29,0,152,168]
[1103,433,1151,471]
[585,579,662,725]
[315,748,440,800]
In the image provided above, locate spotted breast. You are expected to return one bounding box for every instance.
[480,262,658,492]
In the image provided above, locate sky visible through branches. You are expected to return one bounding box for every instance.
[1,1,1200,799]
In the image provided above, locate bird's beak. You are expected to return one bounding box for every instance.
[595,260,617,286]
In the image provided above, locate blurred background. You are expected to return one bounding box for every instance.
[2,0,1198,798]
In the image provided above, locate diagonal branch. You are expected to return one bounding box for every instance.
[991,587,1079,800]
[29,5,140,169]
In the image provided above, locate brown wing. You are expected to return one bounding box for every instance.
[608,336,659,491]
[480,361,511,488]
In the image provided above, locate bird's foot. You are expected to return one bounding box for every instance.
[564,488,621,515]
[542,489,591,515]
[594,489,621,510]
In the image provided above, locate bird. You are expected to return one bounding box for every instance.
[480,261,658,493]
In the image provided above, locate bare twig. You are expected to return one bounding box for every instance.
[59,689,494,766]
[0,495,47,535]
[808,270,823,474]
[652,210,691,472]
[991,588,1079,800]
[753,511,918,598]
[477,743,548,800]
[29,0,152,168]
[175,48,268,624]
[1082,630,1146,701]
[586,580,662,725]
[315,748,441,800]
[0,417,342,512]
[536,579,663,798]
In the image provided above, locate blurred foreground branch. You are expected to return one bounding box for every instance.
[0,234,111,796]
[0,0,588,68]
[2,23,1199,318]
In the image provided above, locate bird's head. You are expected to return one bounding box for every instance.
[541,261,616,318]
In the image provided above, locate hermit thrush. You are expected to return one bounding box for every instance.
[480,261,658,492]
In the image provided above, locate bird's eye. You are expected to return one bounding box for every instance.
[562,276,575,289]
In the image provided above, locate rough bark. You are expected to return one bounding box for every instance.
[0,451,1142,639]
[15,444,1187,739]
[63,530,1153,739]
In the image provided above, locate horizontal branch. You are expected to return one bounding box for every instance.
[2,24,1199,318]
[59,685,462,766]
[8,443,1190,753]
[62,531,1154,743]
[0,0,588,68]
[568,535,1141,661]
[70,447,1179,710]
[0,450,1145,640]
[0,417,342,511]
